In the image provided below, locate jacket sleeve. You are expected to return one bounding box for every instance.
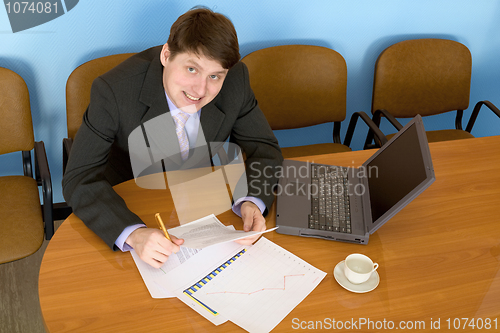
[62,77,144,250]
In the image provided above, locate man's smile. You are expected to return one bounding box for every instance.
[184,91,202,101]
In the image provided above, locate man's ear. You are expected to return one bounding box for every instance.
[160,43,170,66]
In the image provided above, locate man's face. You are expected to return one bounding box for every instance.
[160,43,228,113]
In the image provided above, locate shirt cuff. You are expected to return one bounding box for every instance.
[115,224,146,252]
[232,197,266,217]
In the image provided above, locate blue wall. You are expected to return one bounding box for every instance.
[1,0,500,203]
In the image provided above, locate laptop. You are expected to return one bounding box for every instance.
[275,115,435,244]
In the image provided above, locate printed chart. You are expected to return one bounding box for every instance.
[194,238,326,333]
[206,273,305,296]
[183,249,247,316]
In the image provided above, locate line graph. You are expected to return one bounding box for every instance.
[206,274,305,295]
[192,238,327,333]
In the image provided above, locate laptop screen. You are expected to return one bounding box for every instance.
[365,122,430,225]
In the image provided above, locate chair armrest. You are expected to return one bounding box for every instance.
[344,111,388,148]
[34,141,54,240]
[363,109,403,149]
[372,109,404,130]
[22,151,33,178]
[465,101,500,133]
[63,137,73,174]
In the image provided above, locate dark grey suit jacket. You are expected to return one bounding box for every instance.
[62,46,283,249]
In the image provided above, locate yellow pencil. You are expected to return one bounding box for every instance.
[154,213,171,241]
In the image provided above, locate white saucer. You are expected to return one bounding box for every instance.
[334,261,379,293]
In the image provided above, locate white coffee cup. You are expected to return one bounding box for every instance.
[344,253,379,285]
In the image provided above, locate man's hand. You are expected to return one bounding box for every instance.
[236,201,266,245]
[126,228,184,268]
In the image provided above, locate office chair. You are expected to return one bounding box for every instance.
[365,38,500,148]
[241,45,387,158]
[0,67,53,264]
[64,53,135,172]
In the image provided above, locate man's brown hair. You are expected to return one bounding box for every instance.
[167,7,240,69]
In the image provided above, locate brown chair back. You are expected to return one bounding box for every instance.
[241,45,347,130]
[66,53,135,140]
[0,67,34,154]
[372,38,471,118]
[0,67,52,262]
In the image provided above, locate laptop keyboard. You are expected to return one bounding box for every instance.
[308,164,352,233]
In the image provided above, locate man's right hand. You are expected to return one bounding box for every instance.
[125,228,184,268]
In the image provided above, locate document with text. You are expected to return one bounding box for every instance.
[130,246,201,298]
[167,214,277,249]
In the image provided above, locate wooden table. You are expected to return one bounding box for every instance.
[39,136,500,332]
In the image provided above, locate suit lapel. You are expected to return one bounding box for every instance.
[139,46,170,124]
[135,50,182,165]
[200,102,225,143]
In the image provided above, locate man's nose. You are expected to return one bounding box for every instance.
[192,77,207,96]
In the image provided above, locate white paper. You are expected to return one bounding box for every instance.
[167,214,277,249]
[195,238,327,333]
[130,246,201,298]
[156,237,326,333]
[130,222,240,298]
[130,224,239,298]
[156,241,244,325]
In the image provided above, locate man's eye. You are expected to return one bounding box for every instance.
[188,67,196,73]
[209,75,219,80]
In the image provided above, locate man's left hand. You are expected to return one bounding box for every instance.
[236,201,266,245]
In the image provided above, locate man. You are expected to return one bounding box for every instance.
[63,7,283,268]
